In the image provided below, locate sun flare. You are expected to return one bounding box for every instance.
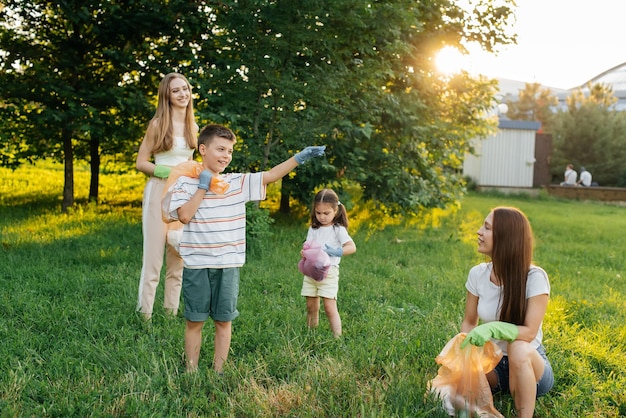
[435,46,468,75]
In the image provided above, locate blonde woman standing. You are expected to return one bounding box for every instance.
[136,73,198,321]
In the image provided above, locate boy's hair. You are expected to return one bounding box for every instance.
[198,124,236,148]
[310,189,349,229]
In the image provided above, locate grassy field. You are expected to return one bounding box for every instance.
[1,161,625,417]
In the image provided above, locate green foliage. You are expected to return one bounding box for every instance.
[245,202,275,257]
[2,0,518,214]
[0,0,211,207]
[196,0,513,214]
[550,83,626,186]
[505,82,558,128]
[1,162,625,417]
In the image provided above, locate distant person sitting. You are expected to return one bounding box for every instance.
[560,164,577,186]
[577,167,592,187]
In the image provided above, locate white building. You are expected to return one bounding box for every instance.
[463,119,543,188]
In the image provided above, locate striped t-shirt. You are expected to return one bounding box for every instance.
[168,172,265,269]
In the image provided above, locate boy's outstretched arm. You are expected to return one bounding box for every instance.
[262,146,325,185]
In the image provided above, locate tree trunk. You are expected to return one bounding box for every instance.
[89,135,100,202]
[62,131,74,212]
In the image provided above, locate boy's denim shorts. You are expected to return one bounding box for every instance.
[182,267,240,322]
[492,344,554,397]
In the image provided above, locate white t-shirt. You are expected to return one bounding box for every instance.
[465,262,550,355]
[168,172,265,269]
[579,170,592,186]
[564,168,577,185]
[305,225,353,266]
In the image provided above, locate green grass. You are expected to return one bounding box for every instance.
[1,161,625,417]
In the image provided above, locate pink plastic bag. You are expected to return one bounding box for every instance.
[427,333,504,417]
[298,240,331,281]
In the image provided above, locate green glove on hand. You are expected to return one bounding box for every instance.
[461,321,519,349]
[154,165,172,179]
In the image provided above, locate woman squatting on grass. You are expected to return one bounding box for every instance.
[136,73,198,321]
[299,189,356,337]
[460,207,554,418]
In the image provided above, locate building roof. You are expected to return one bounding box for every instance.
[579,62,626,91]
[499,62,626,112]
[498,120,541,130]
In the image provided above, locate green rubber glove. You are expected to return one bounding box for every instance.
[461,321,519,349]
[154,165,172,179]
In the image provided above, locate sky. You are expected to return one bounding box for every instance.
[437,0,626,90]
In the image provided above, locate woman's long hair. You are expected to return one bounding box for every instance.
[492,207,534,325]
[149,72,197,153]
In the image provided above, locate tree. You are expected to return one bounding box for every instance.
[0,0,210,210]
[2,0,518,214]
[193,0,516,214]
[550,83,626,186]
[505,82,558,130]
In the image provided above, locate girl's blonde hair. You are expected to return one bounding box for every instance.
[148,72,197,154]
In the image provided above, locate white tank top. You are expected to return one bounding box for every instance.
[154,136,194,166]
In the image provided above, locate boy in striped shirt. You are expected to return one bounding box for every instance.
[166,124,324,373]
